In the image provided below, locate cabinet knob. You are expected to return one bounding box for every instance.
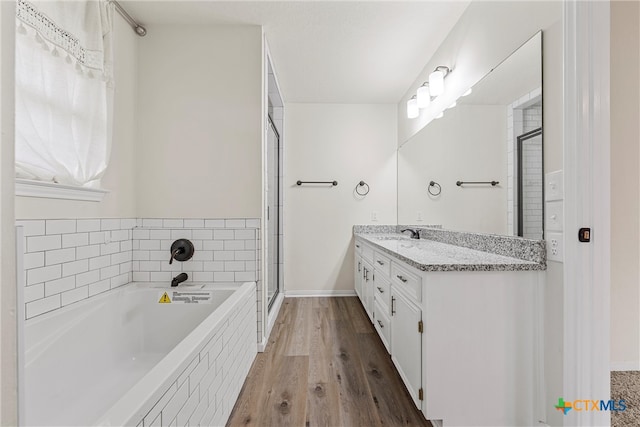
[377,287,384,293]
[376,260,384,265]
[397,275,408,283]
[377,320,384,328]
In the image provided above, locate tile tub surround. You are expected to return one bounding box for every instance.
[356,233,545,272]
[18,218,261,321]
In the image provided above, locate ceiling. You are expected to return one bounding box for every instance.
[122,1,470,104]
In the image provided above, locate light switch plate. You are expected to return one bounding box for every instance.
[545,170,564,201]
[545,201,563,232]
[546,232,564,262]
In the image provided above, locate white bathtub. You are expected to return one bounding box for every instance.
[22,282,257,426]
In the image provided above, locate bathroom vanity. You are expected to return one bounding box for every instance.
[354,227,545,426]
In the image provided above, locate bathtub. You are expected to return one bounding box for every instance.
[22,282,257,426]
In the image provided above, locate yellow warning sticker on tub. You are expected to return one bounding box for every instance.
[157,290,214,304]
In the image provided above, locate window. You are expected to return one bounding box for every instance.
[15,0,114,200]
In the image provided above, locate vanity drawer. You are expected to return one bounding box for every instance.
[373,272,391,313]
[374,299,391,353]
[373,251,391,277]
[391,262,422,302]
[361,243,374,263]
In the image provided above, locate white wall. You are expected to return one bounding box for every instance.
[15,15,138,220]
[136,25,263,219]
[398,104,508,234]
[396,2,564,425]
[284,104,397,293]
[610,0,640,370]
[0,3,17,424]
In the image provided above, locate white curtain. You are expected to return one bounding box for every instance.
[15,0,114,187]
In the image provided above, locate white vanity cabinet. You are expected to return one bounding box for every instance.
[354,236,544,426]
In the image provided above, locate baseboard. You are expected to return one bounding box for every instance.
[257,338,267,352]
[429,420,443,427]
[611,361,640,371]
[284,290,357,297]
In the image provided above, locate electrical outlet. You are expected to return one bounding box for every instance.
[545,201,563,232]
[546,232,563,263]
[371,211,378,222]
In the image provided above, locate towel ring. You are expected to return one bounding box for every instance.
[428,180,441,196]
[355,181,370,196]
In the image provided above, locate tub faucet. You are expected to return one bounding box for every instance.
[171,273,188,287]
[400,228,420,239]
[169,248,183,265]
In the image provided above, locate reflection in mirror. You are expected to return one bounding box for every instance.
[398,32,542,238]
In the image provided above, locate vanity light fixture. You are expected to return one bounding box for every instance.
[462,88,473,97]
[416,83,431,108]
[407,95,419,119]
[428,66,450,97]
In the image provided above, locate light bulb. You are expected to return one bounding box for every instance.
[407,97,419,119]
[435,111,444,119]
[416,85,430,109]
[462,88,472,97]
[429,70,445,97]
[448,101,457,109]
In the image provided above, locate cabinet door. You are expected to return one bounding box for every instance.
[355,254,363,301]
[390,289,422,408]
[362,260,374,321]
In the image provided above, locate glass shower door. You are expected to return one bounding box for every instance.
[266,116,280,309]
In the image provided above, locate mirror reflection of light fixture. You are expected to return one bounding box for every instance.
[462,88,473,96]
[407,95,419,119]
[428,66,450,97]
[416,83,431,108]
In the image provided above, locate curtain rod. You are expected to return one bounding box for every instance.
[111,0,147,36]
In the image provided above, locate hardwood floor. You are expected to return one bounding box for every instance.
[227,297,431,427]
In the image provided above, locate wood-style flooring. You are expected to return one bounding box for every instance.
[227,297,431,427]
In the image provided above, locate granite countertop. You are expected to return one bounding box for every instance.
[355,233,545,272]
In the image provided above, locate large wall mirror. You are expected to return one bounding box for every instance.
[398,32,543,239]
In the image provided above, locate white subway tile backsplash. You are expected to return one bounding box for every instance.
[100,264,120,280]
[171,229,192,240]
[101,219,121,231]
[193,272,214,282]
[205,219,225,228]
[133,229,150,240]
[225,219,246,228]
[140,240,160,251]
[142,219,163,228]
[213,251,234,261]
[121,219,137,229]
[234,229,255,240]
[203,240,223,251]
[77,219,101,233]
[202,261,224,272]
[192,229,213,240]
[162,382,189,426]
[89,255,111,271]
[163,219,183,228]
[235,272,256,282]
[46,219,76,235]
[150,272,171,282]
[235,251,254,261]
[61,286,88,306]
[224,261,245,272]
[89,231,106,245]
[192,251,214,262]
[45,248,76,266]
[63,259,89,277]
[18,220,45,236]
[177,384,200,425]
[111,251,131,265]
[76,245,101,260]
[132,272,150,282]
[101,242,121,256]
[45,276,75,297]
[62,233,89,248]
[28,265,62,286]
[214,272,234,282]
[24,283,44,303]
[245,219,260,228]
[177,356,199,387]
[213,229,234,240]
[184,219,205,228]
[149,229,170,240]
[224,240,245,251]
[111,230,129,241]
[28,235,61,252]
[76,270,101,287]
[26,295,60,318]
[111,273,129,288]
[24,252,45,270]
[120,240,133,252]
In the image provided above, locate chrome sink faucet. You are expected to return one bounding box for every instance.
[400,228,420,239]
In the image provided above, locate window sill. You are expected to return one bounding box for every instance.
[15,179,109,202]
